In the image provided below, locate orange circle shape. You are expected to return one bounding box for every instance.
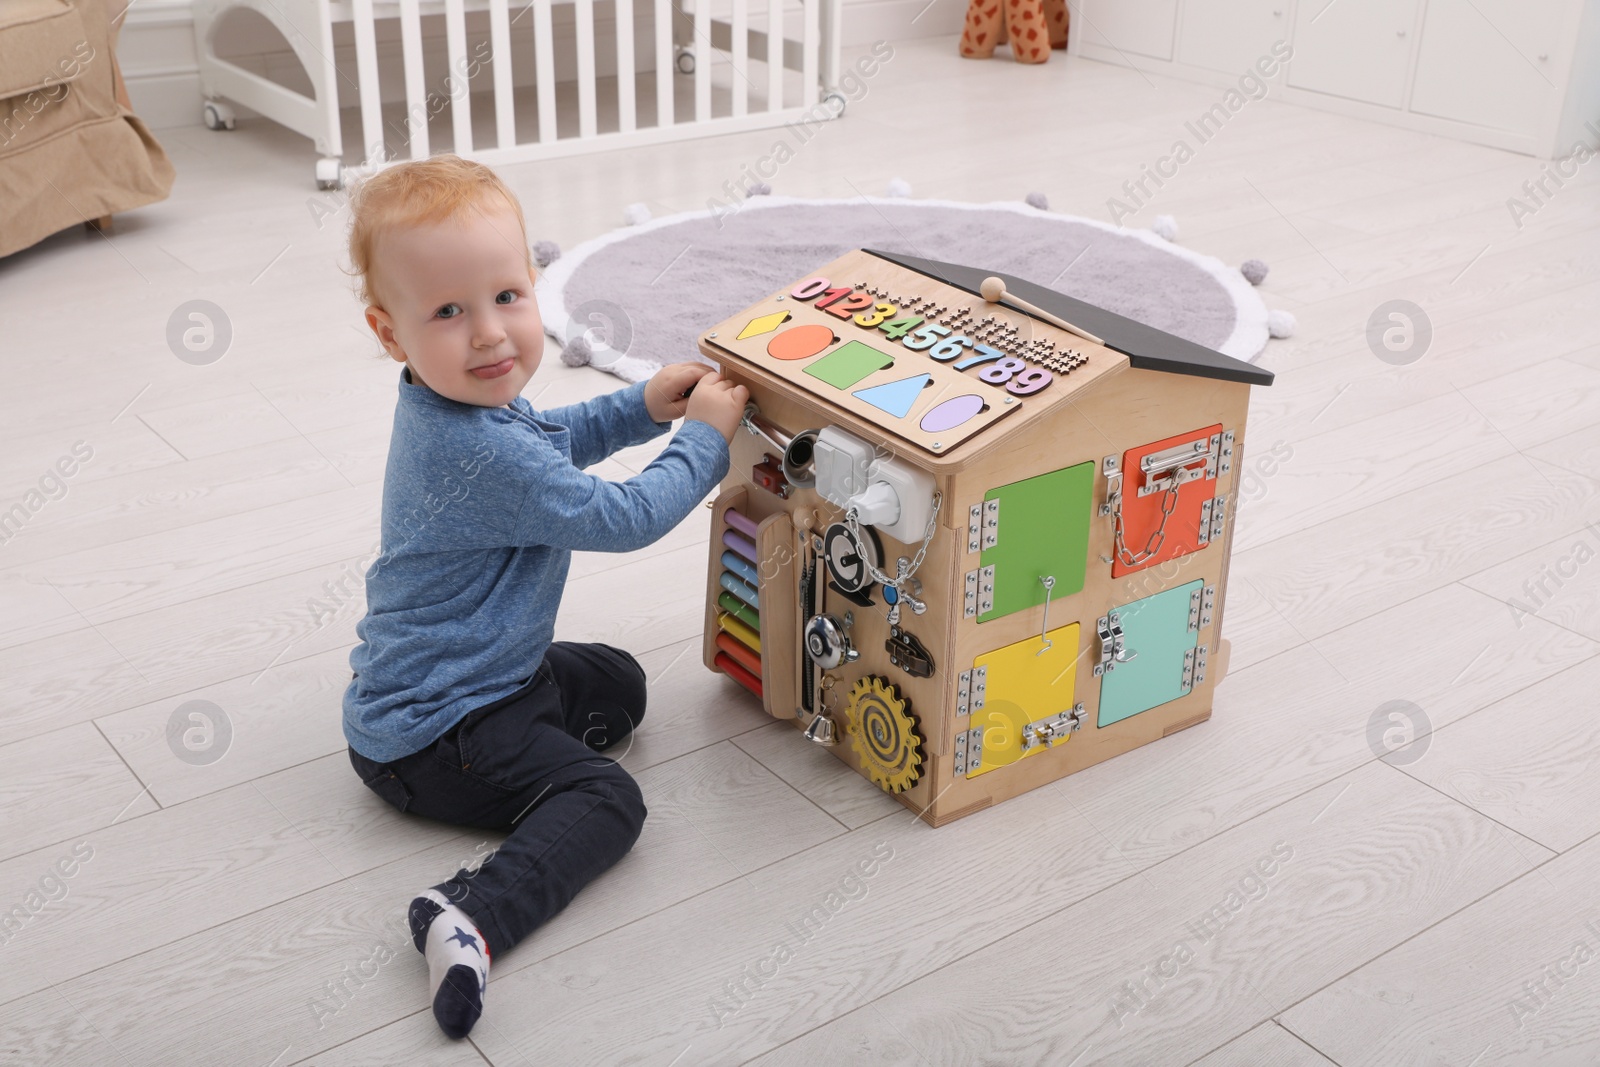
[767,324,837,361]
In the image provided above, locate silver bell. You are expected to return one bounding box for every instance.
[803,713,839,746]
[804,612,858,669]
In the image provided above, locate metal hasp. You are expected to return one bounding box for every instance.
[886,626,935,678]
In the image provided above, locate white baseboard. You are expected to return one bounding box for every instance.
[120,0,964,130]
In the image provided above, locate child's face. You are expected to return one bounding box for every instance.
[364,201,543,408]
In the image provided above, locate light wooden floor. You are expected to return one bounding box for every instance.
[3,33,1599,1066]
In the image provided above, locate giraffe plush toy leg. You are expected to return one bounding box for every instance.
[1003,0,1050,64]
[1045,0,1069,48]
[959,0,1004,58]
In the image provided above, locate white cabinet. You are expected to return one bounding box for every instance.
[1288,0,1419,108]
[1410,0,1566,133]
[1179,0,1289,76]
[1077,0,1178,60]
[1069,0,1600,157]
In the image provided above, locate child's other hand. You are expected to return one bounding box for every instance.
[644,362,715,423]
[684,371,750,443]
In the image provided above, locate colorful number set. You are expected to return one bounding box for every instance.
[787,276,1055,397]
[710,283,1055,454]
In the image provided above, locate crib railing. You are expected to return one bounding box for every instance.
[195,0,843,187]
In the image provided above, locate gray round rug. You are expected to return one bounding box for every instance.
[535,196,1269,382]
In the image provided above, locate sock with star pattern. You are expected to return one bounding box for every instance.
[408,889,492,1039]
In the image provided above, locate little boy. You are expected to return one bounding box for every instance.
[340,154,748,1039]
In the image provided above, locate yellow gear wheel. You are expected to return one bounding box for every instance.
[845,676,923,793]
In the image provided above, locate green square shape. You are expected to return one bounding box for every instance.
[804,340,895,389]
[1097,580,1203,727]
[977,461,1095,623]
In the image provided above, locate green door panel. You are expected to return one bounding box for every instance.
[978,461,1095,623]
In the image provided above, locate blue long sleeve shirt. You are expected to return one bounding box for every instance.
[343,365,730,763]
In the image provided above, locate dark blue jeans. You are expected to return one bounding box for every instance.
[347,641,649,958]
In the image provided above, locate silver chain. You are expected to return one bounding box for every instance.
[844,490,943,590]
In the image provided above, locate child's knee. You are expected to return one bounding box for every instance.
[598,767,648,838]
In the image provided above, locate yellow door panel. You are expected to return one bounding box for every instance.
[956,622,1085,779]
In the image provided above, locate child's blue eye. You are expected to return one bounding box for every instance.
[436,304,461,319]
[496,290,517,305]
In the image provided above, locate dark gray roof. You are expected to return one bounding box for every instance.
[864,248,1275,387]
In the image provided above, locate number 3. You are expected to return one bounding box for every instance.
[854,302,897,328]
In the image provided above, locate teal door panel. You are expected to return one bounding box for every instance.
[978,461,1095,623]
[1097,580,1202,727]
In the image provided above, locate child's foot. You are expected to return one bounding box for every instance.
[408,889,492,1038]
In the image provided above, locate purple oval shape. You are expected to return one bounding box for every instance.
[919,394,986,433]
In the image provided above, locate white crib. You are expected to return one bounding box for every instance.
[190,0,845,188]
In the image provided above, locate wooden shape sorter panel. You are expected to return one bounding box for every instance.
[956,622,1082,779]
[973,461,1095,624]
[1096,580,1204,727]
[1109,423,1228,577]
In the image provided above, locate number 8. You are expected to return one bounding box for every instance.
[978,357,1028,384]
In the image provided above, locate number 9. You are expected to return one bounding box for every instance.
[1005,368,1052,395]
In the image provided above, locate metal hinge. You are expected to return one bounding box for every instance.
[963,565,995,618]
[967,503,982,553]
[982,499,999,550]
[1181,644,1209,690]
[1187,584,1217,630]
[1208,493,1228,544]
[1094,613,1133,676]
[953,726,984,777]
[956,666,988,716]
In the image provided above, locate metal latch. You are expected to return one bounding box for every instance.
[1019,703,1086,750]
[1094,613,1135,676]
[1099,454,1122,517]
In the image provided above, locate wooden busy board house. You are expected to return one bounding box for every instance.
[698,248,1274,827]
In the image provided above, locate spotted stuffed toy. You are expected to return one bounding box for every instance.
[959,0,1069,63]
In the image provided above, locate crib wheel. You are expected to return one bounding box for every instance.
[316,158,344,191]
[823,91,847,116]
[202,100,236,131]
[675,47,696,74]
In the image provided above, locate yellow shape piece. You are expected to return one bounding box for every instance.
[716,611,762,654]
[737,310,791,340]
[967,622,1081,778]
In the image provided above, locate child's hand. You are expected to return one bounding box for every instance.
[644,362,715,423]
[684,371,750,443]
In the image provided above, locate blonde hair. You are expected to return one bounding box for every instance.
[344,154,530,312]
